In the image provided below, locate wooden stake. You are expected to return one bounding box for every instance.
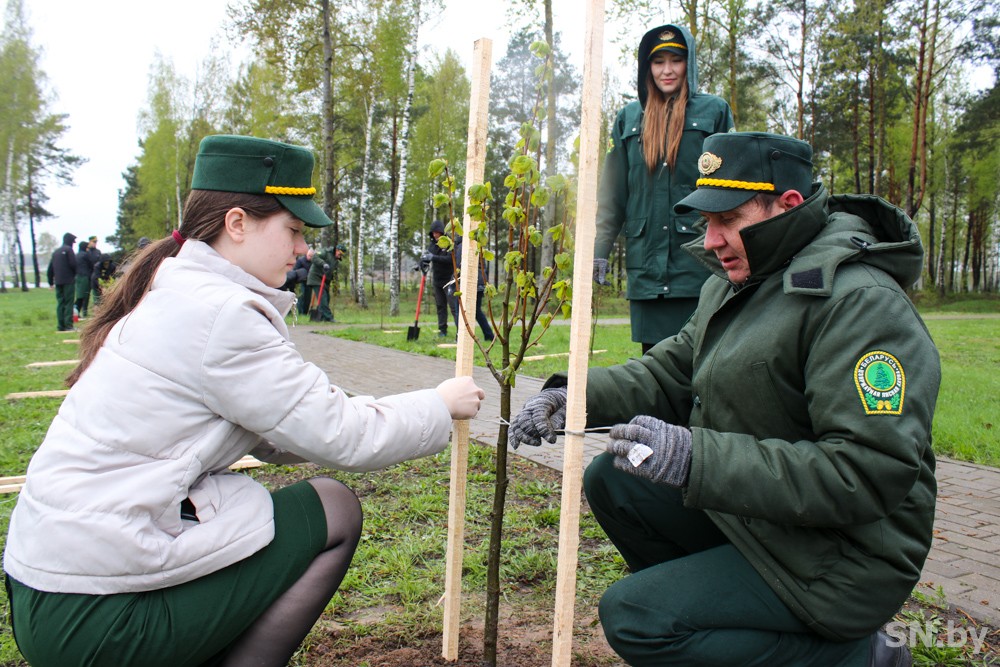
[442,36,493,662]
[26,360,78,368]
[5,390,70,400]
[551,2,605,665]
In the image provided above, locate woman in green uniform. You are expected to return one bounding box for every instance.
[594,23,734,352]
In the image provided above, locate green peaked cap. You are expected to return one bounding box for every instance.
[674,132,814,214]
[191,135,333,228]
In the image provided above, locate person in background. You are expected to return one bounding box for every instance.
[295,247,315,315]
[307,243,344,322]
[593,23,734,353]
[510,132,938,667]
[423,219,457,338]
[74,238,98,318]
[4,135,484,667]
[46,232,77,331]
[90,253,118,306]
[85,237,102,313]
[450,237,493,342]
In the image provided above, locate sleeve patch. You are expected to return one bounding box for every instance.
[854,351,905,415]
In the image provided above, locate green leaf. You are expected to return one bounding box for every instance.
[504,174,518,188]
[539,312,553,328]
[482,249,495,262]
[505,251,524,271]
[530,187,550,207]
[428,158,447,178]
[510,155,535,175]
[432,193,450,209]
[437,236,454,251]
[554,252,571,272]
[528,227,543,247]
[546,174,568,192]
[468,183,489,202]
[529,40,551,58]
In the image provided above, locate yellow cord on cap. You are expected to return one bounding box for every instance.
[265,185,317,196]
[650,42,687,55]
[696,178,775,191]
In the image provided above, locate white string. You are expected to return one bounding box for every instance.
[469,415,611,435]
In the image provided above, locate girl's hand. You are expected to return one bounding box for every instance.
[436,376,485,420]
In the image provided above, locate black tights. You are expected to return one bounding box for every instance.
[220,477,362,667]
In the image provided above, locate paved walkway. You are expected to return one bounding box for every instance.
[289,324,1000,626]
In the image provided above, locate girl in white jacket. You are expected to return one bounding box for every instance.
[4,135,484,667]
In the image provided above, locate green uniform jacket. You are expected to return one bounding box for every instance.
[306,249,338,287]
[594,24,734,309]
[579,187,940,641]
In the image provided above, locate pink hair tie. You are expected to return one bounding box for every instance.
[172,229,186,246]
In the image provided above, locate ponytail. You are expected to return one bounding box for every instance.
[67,239,181,386]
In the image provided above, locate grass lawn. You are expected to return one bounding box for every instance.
[0,285,997,665]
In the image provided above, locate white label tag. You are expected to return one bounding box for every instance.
[627,444,654,467]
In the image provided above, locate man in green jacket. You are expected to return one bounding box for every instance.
[307,243,344,322]
[511,132,938,666]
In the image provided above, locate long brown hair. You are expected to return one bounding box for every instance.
[642,72,688,173]
[68,190,284,386]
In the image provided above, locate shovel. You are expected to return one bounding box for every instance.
[407,273,427,341]
[309,274,327,322]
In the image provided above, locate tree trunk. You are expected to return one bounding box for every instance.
[540,0,557,272]
[354,94,375,309]
[851,73,862,194]
[795,0,807,138]
[321,0,337,246]
[388,0,420,317]
[483,378,512,667]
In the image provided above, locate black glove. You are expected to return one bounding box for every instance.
[607,415,692,487]
[323,263,331,273]
[593,258,609,286]
[509,387,567,449]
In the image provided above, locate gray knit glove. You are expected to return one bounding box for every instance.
[593,258,609,286]
[509,387,567,449]
[608,415,692,487]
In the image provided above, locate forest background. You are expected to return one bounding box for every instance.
[2,0,998,311]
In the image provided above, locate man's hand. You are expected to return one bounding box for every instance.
[607,415,692,487]
[509,387,567,449]
[593,258,609,286]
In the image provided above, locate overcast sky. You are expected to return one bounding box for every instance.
[15,0,636,254]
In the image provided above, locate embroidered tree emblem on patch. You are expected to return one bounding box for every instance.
[854,351,905,415]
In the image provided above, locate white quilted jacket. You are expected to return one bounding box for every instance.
[5,241,452,594]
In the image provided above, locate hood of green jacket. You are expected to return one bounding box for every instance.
[685,186,925,295]
[636,23,699,109]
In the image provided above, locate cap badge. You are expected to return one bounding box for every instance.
[659,31,675,41]
[698,152,723,176]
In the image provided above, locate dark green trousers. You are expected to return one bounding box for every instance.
[55,283,75,330]
[583,453,870,666]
